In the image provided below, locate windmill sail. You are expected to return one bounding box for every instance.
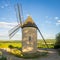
[9,3,23,39]
[15,3,22,26]
[37,27,49,48]
[15,5,20,24]
[9,25,20,38]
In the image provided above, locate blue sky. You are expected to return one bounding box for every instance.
[0,0,60,40]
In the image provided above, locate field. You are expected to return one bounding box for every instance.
[0,39,60,60]
[0,41,22,48]
[0,39,56,48]
[37,39,56,48]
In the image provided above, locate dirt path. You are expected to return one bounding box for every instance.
[38,49,60,60]
[0,49,60,60]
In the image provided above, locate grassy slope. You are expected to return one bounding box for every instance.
[0,39,56,48]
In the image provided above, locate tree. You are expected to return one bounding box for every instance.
[54,32,60,49]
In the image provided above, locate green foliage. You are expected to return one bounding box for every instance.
[56,33,60,41]
[0,51,7,60]
[54,33,60,49]
[0,56,7,60]
[8,45,14,49]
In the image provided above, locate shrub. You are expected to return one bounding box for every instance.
[54,32,60,49]
[8,45,14,49]
[0,56,7,60]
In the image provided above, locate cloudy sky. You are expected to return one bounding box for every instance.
[0,0,60,40]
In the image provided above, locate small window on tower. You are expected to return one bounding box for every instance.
[29,36,31,41]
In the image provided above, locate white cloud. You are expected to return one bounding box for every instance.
[0,31,9,40]
[0,22,21,40]
[57,20,60,23]
[11,33,22,40]
[0,22,18,28]
[26,14,31,17]
[56,20,60,26]
[54,17,59,20]
[0,30,21,40]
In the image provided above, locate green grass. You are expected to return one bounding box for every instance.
[0,39,56,48]
[0,41,22,48]
[37,39,56,48]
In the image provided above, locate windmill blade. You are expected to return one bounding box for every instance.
[20,3,24,24]
[15,3,22,26]
[9,25,20,39]
[37,27,49,48]
[15,5,20,24]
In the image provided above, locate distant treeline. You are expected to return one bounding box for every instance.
[0,40,21,43]
[0,39,55,43]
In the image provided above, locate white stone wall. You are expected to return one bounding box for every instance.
[22,27,37,53]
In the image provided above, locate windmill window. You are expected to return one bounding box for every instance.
[29,36,31,41]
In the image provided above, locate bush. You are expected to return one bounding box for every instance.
[54,45,60,49]
[8,45,14,49]
[0,56,7,60]
[54,32,60,49]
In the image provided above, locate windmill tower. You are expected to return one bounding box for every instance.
[9,4,49,53]
[22,16,38,53]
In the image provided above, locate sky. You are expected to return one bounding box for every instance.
[0,0,60,40]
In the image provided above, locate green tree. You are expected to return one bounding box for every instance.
[54,32,60,49]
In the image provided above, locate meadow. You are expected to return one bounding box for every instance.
[0,39,56,48]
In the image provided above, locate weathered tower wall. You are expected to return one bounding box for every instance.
[22,27,37,53]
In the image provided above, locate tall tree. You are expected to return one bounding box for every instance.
[54,32,60,49]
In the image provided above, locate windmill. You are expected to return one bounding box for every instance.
[9,3,49,53]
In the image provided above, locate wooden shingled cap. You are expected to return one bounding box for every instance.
[22,16,37,28]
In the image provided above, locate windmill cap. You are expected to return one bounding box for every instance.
[22,16,37,28]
